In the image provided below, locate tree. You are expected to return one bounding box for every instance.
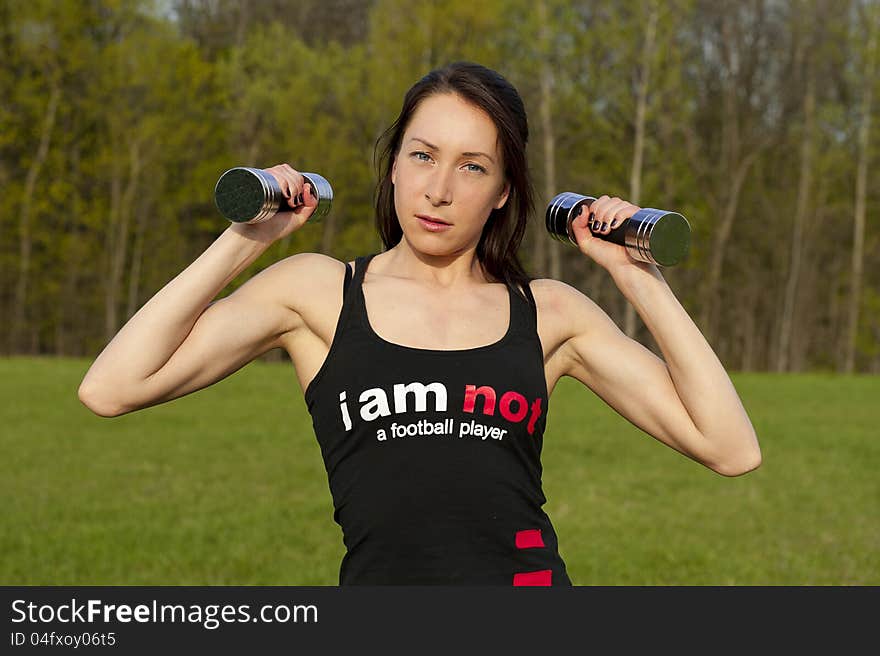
[843,0,879,372]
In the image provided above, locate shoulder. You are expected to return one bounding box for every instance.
[247,252,351,315]
[270,251,348,274]
[527,277,592,315]
[526,277,611,342]
[256,252,348,288]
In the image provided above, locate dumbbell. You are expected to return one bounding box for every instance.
[214,166,333,224]
[545,192,691,266]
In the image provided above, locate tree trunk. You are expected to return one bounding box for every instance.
[539,67,558,280]
[318,199,338,255]
[698,10,740,343]
[57,245,82,356]
[699,148,760,343]
[537,0,558,280]
[624,0,659,338]
[104,139,141,341]
[741,273,758,371]
[697,4,779,346]
[843,2,877,373]
[10,80,60,354]
[126,198,148,321]
[422,1,435,72]
[776,65,815,372]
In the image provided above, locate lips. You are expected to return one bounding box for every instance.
[416,214,451,225]
[416,215,452,232]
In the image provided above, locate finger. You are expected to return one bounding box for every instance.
[570,203,598,245]
[282,163,297,181]
[595,198,628,233]
[588,196,618,232]
[276,164,299,204]
[588,195,611,222]
[571,203,592,234]
[609,204,639,229]
[270,167,296,202]
[303,180,318,207]
[287,172,306,208]
[596,197,625,222]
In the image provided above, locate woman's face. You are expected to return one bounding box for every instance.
[392,93,510,254]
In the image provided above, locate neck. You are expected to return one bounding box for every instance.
[379,239,493,289]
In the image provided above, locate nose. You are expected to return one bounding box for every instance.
[425,167,453,206]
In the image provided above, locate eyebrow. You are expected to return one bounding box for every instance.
[408,137,495,164]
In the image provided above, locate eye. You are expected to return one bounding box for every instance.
[411,151,432,162]
[464,163,487,174]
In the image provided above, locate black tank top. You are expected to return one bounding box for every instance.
[304,253,572,586]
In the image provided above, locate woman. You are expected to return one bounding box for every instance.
[79,62,761,586]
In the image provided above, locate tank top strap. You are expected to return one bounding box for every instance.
[343,260,353,294]
[331,260,354,334]
[507,279,538,338]
[352,253,377,287]
[349,253,378,317]
[303,255,362,405]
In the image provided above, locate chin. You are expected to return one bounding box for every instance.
[402,233,459,257]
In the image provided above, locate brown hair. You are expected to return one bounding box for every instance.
[373,61,535,298]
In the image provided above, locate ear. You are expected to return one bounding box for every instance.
[391,155,398,186]
[494,181,511,210]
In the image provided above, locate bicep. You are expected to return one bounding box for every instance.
[561,293,707,463]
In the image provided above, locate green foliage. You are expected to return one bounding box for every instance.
[1,0,878,371]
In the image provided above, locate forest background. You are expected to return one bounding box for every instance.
[2,0,879,374]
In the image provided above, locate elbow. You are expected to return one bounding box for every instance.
[78,381,126,418]
[711,447,762,477]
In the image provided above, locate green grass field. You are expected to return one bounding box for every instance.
[1,356,877,585]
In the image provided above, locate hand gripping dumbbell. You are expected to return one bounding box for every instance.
[546,192,691,267]
[213,166,333,224]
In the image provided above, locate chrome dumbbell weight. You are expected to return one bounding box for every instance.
[214,166,333,224]
[546,192,691,267]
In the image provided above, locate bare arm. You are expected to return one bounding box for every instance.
[78,164,317,417]
[555,271,761,476]
[557,194,762,476]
